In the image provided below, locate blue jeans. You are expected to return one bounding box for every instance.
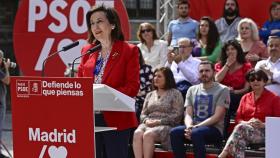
[170,125,222,158]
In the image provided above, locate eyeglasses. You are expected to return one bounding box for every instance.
[272,8,280,12]
[241,27,250,30]
[249,77,262,82]
[140,29,152,33]
[179,45,192,48]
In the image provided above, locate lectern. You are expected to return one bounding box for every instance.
[93,84,135,132]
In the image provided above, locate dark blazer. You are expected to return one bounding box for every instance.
[78,40,140,130]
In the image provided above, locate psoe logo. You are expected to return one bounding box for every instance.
[16,80,42,97]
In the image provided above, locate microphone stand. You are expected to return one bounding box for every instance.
[41,41,79,77]
[70,44,101,77]
[70,51,92,77]
[41,50,63,77]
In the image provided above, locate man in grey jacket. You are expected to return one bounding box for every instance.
[215,0,242,43]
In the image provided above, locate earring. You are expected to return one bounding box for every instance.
[112,26,115,30]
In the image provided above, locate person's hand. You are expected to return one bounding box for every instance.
[145,119,161,127]
[184,125,193,140]
[259,64,273,78]
[3,58,10,70]
[228,86,234,92]
[226,55,236,67]
[167,51,176,64]
[174,53,183,64]
[246,53,260,62]
[248,118,265,128]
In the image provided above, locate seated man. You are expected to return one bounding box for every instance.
[255,36,280,96]
[170,61,230,158]
[166,37,201,99]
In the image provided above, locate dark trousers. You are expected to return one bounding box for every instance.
[176,80,192,101]
[229,92,243,116]
[170,125,222,158]
[224,92,243,138]
[95,114,131,158]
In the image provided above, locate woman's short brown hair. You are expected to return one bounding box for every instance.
[86,5,124,44]
[269,1,280,21]
[137,22,158,44]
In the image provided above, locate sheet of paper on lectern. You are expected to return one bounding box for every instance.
[93,84,135,112]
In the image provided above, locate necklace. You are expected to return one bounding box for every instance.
[157,90,166,100]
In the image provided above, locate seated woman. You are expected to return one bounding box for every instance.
[218,69,280,158]
[192,16,222,63]
[215,40,252,117]
[137,22,168,70]
[133,67,184,158]
[237,18,268,67]
[259,1,280,45]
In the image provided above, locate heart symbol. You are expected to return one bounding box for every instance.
[58,39,87,67]
[48,146,68,158]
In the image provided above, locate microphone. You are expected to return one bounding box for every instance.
[41,41,79,77]
[62,41,79,51]
[70,44,102,77]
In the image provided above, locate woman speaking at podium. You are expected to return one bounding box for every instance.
[77,5,140,158]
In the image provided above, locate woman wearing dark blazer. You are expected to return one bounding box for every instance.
[77,5,140,158]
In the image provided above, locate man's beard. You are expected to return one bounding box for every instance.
[200,75,213,83]
[224,8,238,17]
[179,12,188,18]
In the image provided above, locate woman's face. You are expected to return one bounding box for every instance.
[249,76,266,91]
[199,20,209,36]
[140,25,153,42]
[154,71,166,89]
[271,5,280,21]
[226,45,238,58]
[90,11,113,42]
[240,22,252,40]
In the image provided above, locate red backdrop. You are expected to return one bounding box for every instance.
[189,0,274,27]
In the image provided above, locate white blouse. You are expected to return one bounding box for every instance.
[137,40,168,70]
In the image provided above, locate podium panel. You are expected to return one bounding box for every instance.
[266,117,280,158]
[11,76,94,158]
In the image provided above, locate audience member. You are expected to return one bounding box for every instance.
[167,0,198,46]
[237,18,268,67]
[137,22,168,70]
[193,16,222,63]
[166,37,200,100]
[218,69,280,158]
[215,0,242,43]
[133,67,184,158]
[215,40,251,117]
[135,48,153,122]
[255,36,280,96]
[260,1,280,45]
[0,50,10,158]
[170,61,230,158]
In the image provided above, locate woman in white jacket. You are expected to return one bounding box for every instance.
[137,22,168,70]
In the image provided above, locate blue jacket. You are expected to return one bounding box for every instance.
[259,20,280,45]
